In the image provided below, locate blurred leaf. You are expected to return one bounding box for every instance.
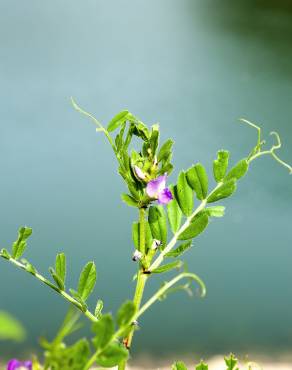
[107,110,129,132]
[186,163,208,200]
[196,361,208,370]
[148,205,167,247]
[77,261,96,301]
[172,361,188,370]
[92,313,114,350]
[0,311,26,342]
[213,150,230,182]
[117,300,136,327]
[225,159,249,181]
[224,354,239,370]
[96,342,128,368]
[165,241,192,258]
[176,172,194,216]
[178,213,209,241]
[95,299,103,319]
[12,227,32,260]
[207,179,237,203]
[167,185,182,233]
[152,260,183,274]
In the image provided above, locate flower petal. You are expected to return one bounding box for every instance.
[7,360,32,370]
[134,165,146,180]
[146,175,167,198]
[158,187,173,205]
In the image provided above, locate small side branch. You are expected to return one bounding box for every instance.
[0,254,97,323]
[135,272,206,320]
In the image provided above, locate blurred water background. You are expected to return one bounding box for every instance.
[0,0,292,361]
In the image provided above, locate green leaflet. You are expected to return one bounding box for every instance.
[117,300,136,327]
[165,241,192,258]
[177,213,209,241]
[172,361,188,370]
[55,253,66,286]
[12,227,33,260]
[213,150,230,182]
[92,314,114,350]
[94,299,103,319]
[77,261,96,301]
[152,260,183,274]
[121,193,139,207]
[96,342,129,368]
[158,139,174,162]
[167,185,182,233]
[207,179,237,203]
[176,171,194,216]
[132,221,153,251]
[148,205,167,247]
[225,159,249,181]
[204,206,225,218]
[196,361,208,370]
[0,248,11,259]
[49,267,65,290]
[186,163,208,200]
[107,110,130,132]
[150,124,160,155]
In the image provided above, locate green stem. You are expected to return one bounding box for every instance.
[119,208,149,370]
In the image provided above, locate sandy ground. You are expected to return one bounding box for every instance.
[125,356,292,369]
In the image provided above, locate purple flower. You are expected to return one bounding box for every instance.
[146,174,173,205]
[7,359,32,370]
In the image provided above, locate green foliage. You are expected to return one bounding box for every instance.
[225,354,239,370]
[167,185,182,233]
[196,361,208,370]
[95,342,129,368]
[12,226,32,260]
[92,314,114,350]
[225,159,249,181]
[1,106,291,370]
[117,301,136,327]
[0,311,26,342]
[55,253,66,287]
[176,171,194,216]
[152,260,183,274]
[165,241,192,258]
[77,261,96,301]
[172,361,188,370]
[178,213,209,240]
[148,205,168,247]
[107,110,130,132]
[213,150,229,182]
[186,163,208,200]
[207,179,237,203]
[94,299,103,319]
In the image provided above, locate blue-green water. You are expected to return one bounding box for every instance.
[0,0,292,358]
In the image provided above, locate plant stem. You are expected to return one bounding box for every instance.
[120,208,149,370]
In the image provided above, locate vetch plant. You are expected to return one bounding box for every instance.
[1,101,291,369]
